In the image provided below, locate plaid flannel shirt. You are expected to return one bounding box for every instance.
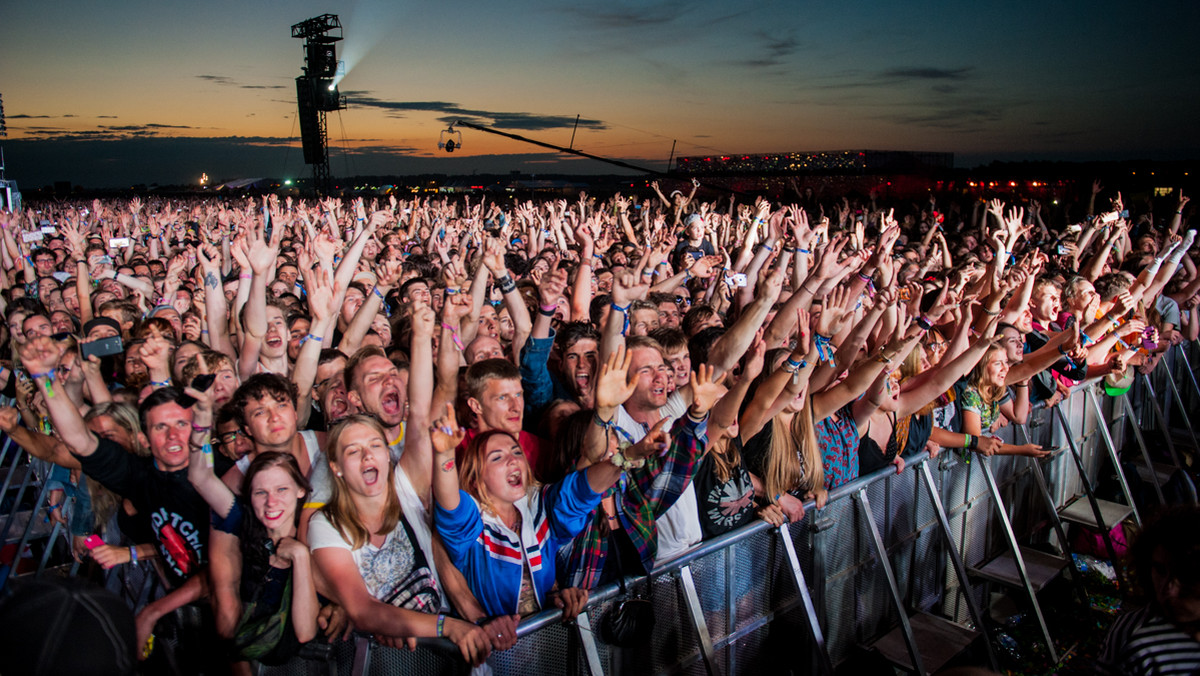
[559,414,707,589]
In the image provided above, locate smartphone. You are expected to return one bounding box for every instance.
[81,336,124,360]
[109,237,131,248]
[898,287,912,302]
[1057,244,1070,255]
[176,373,217,409]
[1120,210,1129,219]
[97,255,112,265]
[22,231,43,243]
[84,534,104,550]
[41,225,56,235]
[1099,211,1119,225]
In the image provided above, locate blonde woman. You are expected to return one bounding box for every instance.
[308,414,492,666]
[957,343,1049,458]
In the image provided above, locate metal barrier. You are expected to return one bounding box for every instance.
[3,344,1199,675]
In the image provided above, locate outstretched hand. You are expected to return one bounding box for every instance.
[430,403,466,456]
[595,345,638,410]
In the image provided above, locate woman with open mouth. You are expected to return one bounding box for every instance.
[430,349,724,620]
[306,414,493,667]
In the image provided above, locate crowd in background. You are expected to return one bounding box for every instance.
[0,178,1197,674]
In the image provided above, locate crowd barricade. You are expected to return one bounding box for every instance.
[1,345,1197,675]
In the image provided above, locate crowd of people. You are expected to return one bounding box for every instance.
[0,179,1197,673]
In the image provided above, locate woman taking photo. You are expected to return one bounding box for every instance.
[307,414,492,666]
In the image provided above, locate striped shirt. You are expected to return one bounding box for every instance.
[1098,606,1200,675]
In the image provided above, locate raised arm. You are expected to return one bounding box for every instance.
[21,338,98,457]
[400,302,438,503]
[197,244,236,360]
[237,218,282,380]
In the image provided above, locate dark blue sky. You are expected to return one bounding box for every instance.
[3,0,1198,187]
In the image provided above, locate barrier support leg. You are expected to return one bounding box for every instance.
[1052,405,1123,573]
[576,610,605,676]
[919,461,1000,672]
[1085,387,1142,528]
[1120,394,1167,505]
[777,523,835,676]
[679,564,721,676]
[856,488,926,675]
[978,456,1060,664]
[1138,374,1199,505]
[1014,422,1090,607]
[1161,353,1200,456]
[1176,344,1200,404]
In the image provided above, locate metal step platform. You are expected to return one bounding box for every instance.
[1057,496,1133,531]
[968,546,1068,593]
[868,611,981,674]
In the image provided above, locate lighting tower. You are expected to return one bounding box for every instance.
[291,14,346,195]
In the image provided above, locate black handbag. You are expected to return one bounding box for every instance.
[601,534,655,647]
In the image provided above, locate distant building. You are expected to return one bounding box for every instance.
[673,150,953,176]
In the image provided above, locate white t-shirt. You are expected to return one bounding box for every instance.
[613,390,703,565]
[233,430,333,507]
[308,510,441,611]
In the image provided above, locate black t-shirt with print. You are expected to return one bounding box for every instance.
[76,437,209,586]
[692,444,757,539]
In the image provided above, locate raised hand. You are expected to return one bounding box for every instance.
[813,234,848,280]
[815,285,853,337]
[688,363,727,415]
[595,345,638,410]
[411,301,436,339]
[537,268,569,309]
[430,402,466,456]
[482,237,507,277]
[20,336,65,376]
[610,268,649,307]
[625,418,669,461]
[305,266,339,323]
[688,254,721,280]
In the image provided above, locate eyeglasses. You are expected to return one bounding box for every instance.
[674,296,691,306]
[218,431,242,446]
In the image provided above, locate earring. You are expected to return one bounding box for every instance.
[337,472,343,477]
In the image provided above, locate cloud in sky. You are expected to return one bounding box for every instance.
[737,31,801,69]
[195,74,286,90]
[879,67,974,81]
[342,92,607,132]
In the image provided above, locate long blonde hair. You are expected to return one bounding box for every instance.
[321,415,402,550]
[966,344,1007,406]
[764,395,823,500]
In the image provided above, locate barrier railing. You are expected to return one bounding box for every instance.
[2,344,1198,675]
